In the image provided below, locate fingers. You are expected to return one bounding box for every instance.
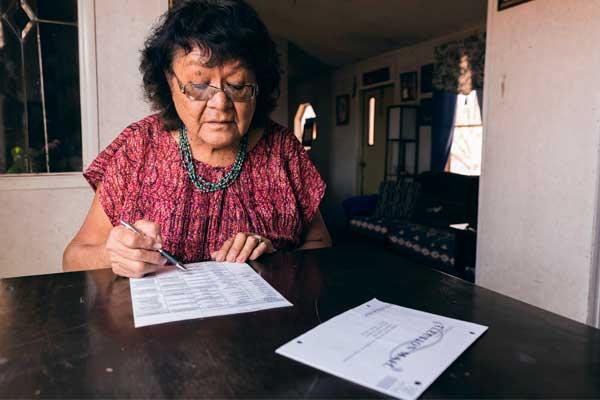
[112,240,166,265]
[235,235,260,263]
[110,226,158,250]
[250,236,275,260]
[109,252,165,278]
[212,233,274,263]
[211,235,243,262]
[105,220,166,278]
[249,241,268,261]
[133,220,163,249]
[213,237,234,262]
[225,233,248,262]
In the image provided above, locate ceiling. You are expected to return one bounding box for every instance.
[247,0,487,67]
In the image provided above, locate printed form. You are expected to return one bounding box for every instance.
[129,261,292,327]
[276,298,487,400]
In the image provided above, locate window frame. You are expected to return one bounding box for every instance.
[0,0,99,191]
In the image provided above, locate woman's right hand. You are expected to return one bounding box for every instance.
[104,220,168,278]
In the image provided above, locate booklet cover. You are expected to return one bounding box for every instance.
[276,298,487,400]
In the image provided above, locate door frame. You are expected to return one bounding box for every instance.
[357,83,394,195]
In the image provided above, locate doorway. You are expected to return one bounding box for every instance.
[358,85,394,195]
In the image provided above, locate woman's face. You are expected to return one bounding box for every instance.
[168,48,257,149]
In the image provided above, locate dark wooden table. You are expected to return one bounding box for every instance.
[1,240,600,398]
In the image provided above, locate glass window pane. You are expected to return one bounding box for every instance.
[404,142,417,175]
[388,107,400,139]
[450,90,482,176]
[450,127,482,175]
[39,22,81,172]
[25,0,77,23]
[0,0,81,175]
[400,108,418,140]
[368,97,375,146]
[387,142,399,176]
[454,90,482,126]
[0,16,27,173]
[0,1,10,13]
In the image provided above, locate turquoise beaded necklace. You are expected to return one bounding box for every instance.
[178,126,248,193]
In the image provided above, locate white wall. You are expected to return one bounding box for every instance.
[271,37,289,127]
[95,0,166,149]
[0,187,92,277]
[477,0,600,325]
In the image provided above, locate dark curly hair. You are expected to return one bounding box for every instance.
[140,0,281,131]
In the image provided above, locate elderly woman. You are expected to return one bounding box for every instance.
[63,0,330,278]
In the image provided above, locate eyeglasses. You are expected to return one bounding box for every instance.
[173,74,259,102]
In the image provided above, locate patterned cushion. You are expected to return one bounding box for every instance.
[374,179,420,220]
[387,222,455,271]
[349,216,390,240]
[395,180,420,219]
[374,181,398,219]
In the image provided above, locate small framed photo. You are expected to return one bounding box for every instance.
[420,64,434,94]
[400,71,418,102]
[498,0,533,11]
[336,94,350,126]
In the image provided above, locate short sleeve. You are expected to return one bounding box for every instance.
[83,122,146,226]
[282,131,326,226]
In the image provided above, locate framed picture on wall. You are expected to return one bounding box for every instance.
[336,94,350,126]
[498,0,533,11]
[400,71,418,102]
[420,64,434,94]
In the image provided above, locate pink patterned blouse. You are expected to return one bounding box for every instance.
[84,114,326,262]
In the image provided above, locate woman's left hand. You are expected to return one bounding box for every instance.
[211,232,275,263]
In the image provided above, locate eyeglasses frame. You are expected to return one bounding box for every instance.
[172,73,259,103]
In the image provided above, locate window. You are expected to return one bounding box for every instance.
[293,103,317,149]
[448,90,482,175]
[0,0,97,189]
[368,96,375,146]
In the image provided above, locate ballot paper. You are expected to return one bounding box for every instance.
[129,261,292,327]
[276,298,487,400]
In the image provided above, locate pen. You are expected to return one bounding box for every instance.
[119,220,187,271]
